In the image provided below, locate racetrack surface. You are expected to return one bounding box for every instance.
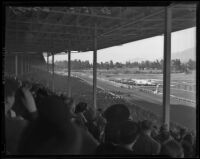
[43,70,196,131]
[70,72,196,131]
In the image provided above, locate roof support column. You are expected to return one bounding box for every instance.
[93,24,97,117]
[27,56,30,74]
[47,53,49,73]
[68,50,71,98]
[163,6,172,130]
[21,55,23,76]
[23,56,26,74]
[15,54,18,77]
[25,56,28,74]
[29,58,31,73]
[30,60,32,74]
[47,53,49,87]
[52,53,55,92]
[13,56,15,76]
[30,58,32,74]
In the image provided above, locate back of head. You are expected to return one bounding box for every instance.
[140,120,153,132]
[4,78,19,114]
[4,78,19,98]
[183,133,193,144]
[158,124,171,142]
[104,122,121,144]
[38,95,72,125]
[160,140,184,158]
[180,128,187,138]
[19,96,79,154]
[103,104,130,123]
[75,102,87,114]
[22,81,32,89]
[19,117,79,154]
[119,120,139,145]
[160,124,168,133]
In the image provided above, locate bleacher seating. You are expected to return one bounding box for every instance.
[3,71,196,157]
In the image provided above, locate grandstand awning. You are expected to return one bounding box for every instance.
[4,3,197,130]
[5,4,196,54]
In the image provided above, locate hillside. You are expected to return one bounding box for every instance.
[172,48,195,62]
[129,48,195,63]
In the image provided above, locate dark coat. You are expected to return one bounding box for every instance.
[133,133,161,155]
[96,143,116,155]
[113,146,135,155]
[5,116,27,154]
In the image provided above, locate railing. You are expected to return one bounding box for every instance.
[109,80,196,105]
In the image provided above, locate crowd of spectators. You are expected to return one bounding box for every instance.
[3,73,197,157]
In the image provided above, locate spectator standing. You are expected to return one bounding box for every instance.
[113,120,139,154]
[4,79,37,154]
[133,120,161,155]
[96,104,130,154]
[181,133,194,157]
[155,124,173,144]
[18,95,99,155]
[159,139,184,158]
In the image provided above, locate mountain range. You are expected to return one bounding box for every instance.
[171,48,195,62]
[130,48,195,63]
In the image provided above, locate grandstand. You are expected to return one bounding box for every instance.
[3,3,198,156]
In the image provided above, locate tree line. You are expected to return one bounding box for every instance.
[55,59,196,73]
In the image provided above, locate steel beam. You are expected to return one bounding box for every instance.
[52,53,55,92]
[33,11,55,47]
[15,54,18,77]
[68,50,71,97]
[47,53,49,73]
[93,24,97,116]
[9,7,122,20]
[98,8,164,38]
[6,28,94,37]
[163,6,172,130]
[48,8,122,20]
[20,55,23,76]
[26,56,28,74]
[6,36,93,44]
[143,18,195,21]
[30,58,32,74]
[7,20,107,30]
[24,56,27,74]
[27,56,30,73]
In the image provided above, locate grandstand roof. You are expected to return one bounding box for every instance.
[5,4,196,55]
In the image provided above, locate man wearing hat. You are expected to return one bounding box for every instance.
[132,120,161,155]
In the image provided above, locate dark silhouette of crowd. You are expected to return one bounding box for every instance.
[3,75,197,157]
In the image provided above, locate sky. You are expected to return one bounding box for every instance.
[45,27,196,64]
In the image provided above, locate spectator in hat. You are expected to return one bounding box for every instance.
[133,120,161,155]
[102,104,130,123]
[96,104,130,154]
[95,108,107,142]
[151,124,159,140]
[179,128,187,142]
[181,133,194,157]
[159,139,184,158]
[73,102,102,141]
[4,78,19,118]
[18,95,99,155]
[4,79,37,154]
[102,104,130,143]
[113,120,139,154]
[155,124,173,144]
